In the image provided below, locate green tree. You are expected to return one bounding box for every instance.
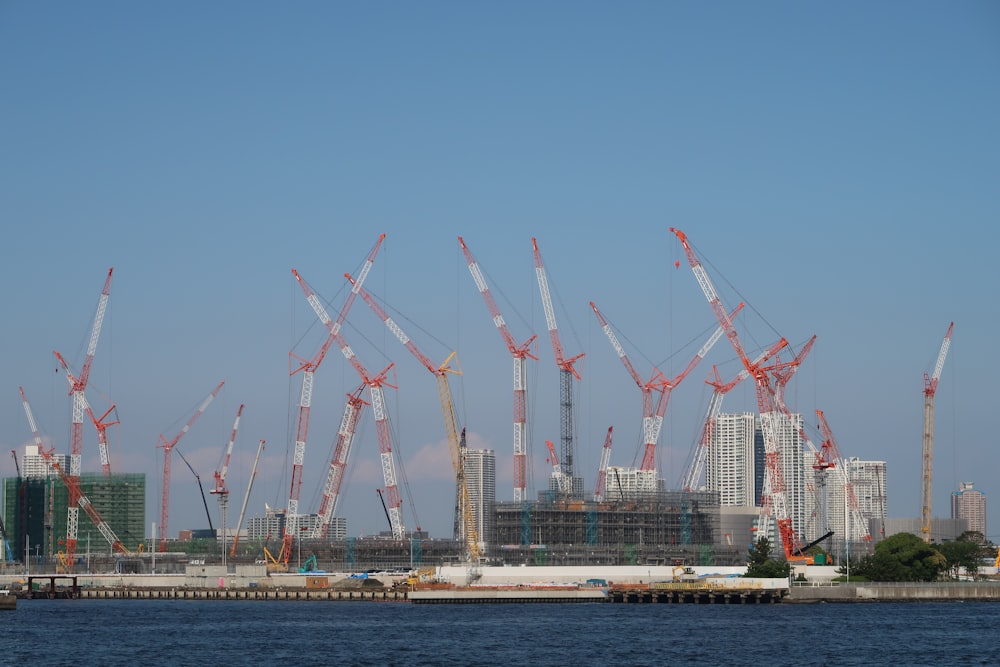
[744,537,790,579]
[844,532,947,582]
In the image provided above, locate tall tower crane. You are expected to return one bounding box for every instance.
[921,321,954,543]
[53,351,119,476]
[210,403,244,560]
[593,426,613,502]
[230,438,264,558]
[19,386,130,559]
[458,236,538,504]
[590,300,738,474]
[283,235,383,562]
[52,268,113,567]
[157,381,225,552]
[815,409,871,545]
[292,264,407,548]
[532,238,585,497]
[349,276,481,561]
[680,337,788,492]
[670,227,806,560]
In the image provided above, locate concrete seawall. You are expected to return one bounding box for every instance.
[788,582,1000,602]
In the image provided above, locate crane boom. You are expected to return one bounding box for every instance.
[459,236,537,504]
[533,238,584,495]
[349,276,481,561]
[157,381,225,551]
[593,426,613,502]
[176,449,214,534]
[53,350,119,476]
[921,321,954,542]
[230,439,265,558]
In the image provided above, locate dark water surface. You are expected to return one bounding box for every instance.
[2,599,997,666]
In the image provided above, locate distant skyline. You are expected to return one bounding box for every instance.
[1,2,997,543]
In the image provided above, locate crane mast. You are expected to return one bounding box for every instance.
[283,233,384,560]
[315,385,367,538]
[157,381,225,551]
[533,238,584,497]
[459,236,538,504]
[53,268,113,566]
[349,277,481,561]
[53,350,119,476]
[670,227,804,558]
[921,321,954,542]
[230,439,265,558]
[545,440,571,495]
[593,426,613,502]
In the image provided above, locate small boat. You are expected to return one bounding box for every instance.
[0,589,16,611]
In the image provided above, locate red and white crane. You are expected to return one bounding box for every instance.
[590,300,738,474]
[53,350,119,476]
[544,440,571,495]
[921,321,954,542]
[349,276,481,561]
[815,408,871,544]
[19,386,130,559]
[593,426,613,502]
[680,337,788,492]
[533,238,585,496]
[157,381,225,552]
[210,403,243,559]
[283,233,384,561]
[670,227,806,560]
[314,385,367,539]
[51,268,113,565]
[458,236,538,504]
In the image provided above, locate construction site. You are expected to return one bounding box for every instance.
[0,229,959,579]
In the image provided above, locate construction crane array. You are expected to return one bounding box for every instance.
[921,321,954,543]
[671,227,809,560]
[349,276,481,562]
[591,300,737,476]
[283,233,384,562]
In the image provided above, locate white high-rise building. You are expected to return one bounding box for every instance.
[22,445,69,479]
[706,413,757,507]
[767,411,811,540]
[463,448,496,547]
[952,482,986,536]
[814,458,887,558]
[603,466,660,500]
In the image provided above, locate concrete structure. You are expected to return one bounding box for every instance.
[463,447,495,548]
[602,466,659,500]
[951,482,986,536]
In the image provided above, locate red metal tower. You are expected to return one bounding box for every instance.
[921,321,954,542]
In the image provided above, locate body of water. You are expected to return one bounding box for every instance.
[2,599,996,666]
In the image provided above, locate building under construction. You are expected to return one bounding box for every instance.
[2,473,145,565]
[491,491,741,567]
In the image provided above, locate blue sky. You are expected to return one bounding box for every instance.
[2,2,997,545]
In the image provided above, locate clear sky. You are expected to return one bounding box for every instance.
[2,2,997,546]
